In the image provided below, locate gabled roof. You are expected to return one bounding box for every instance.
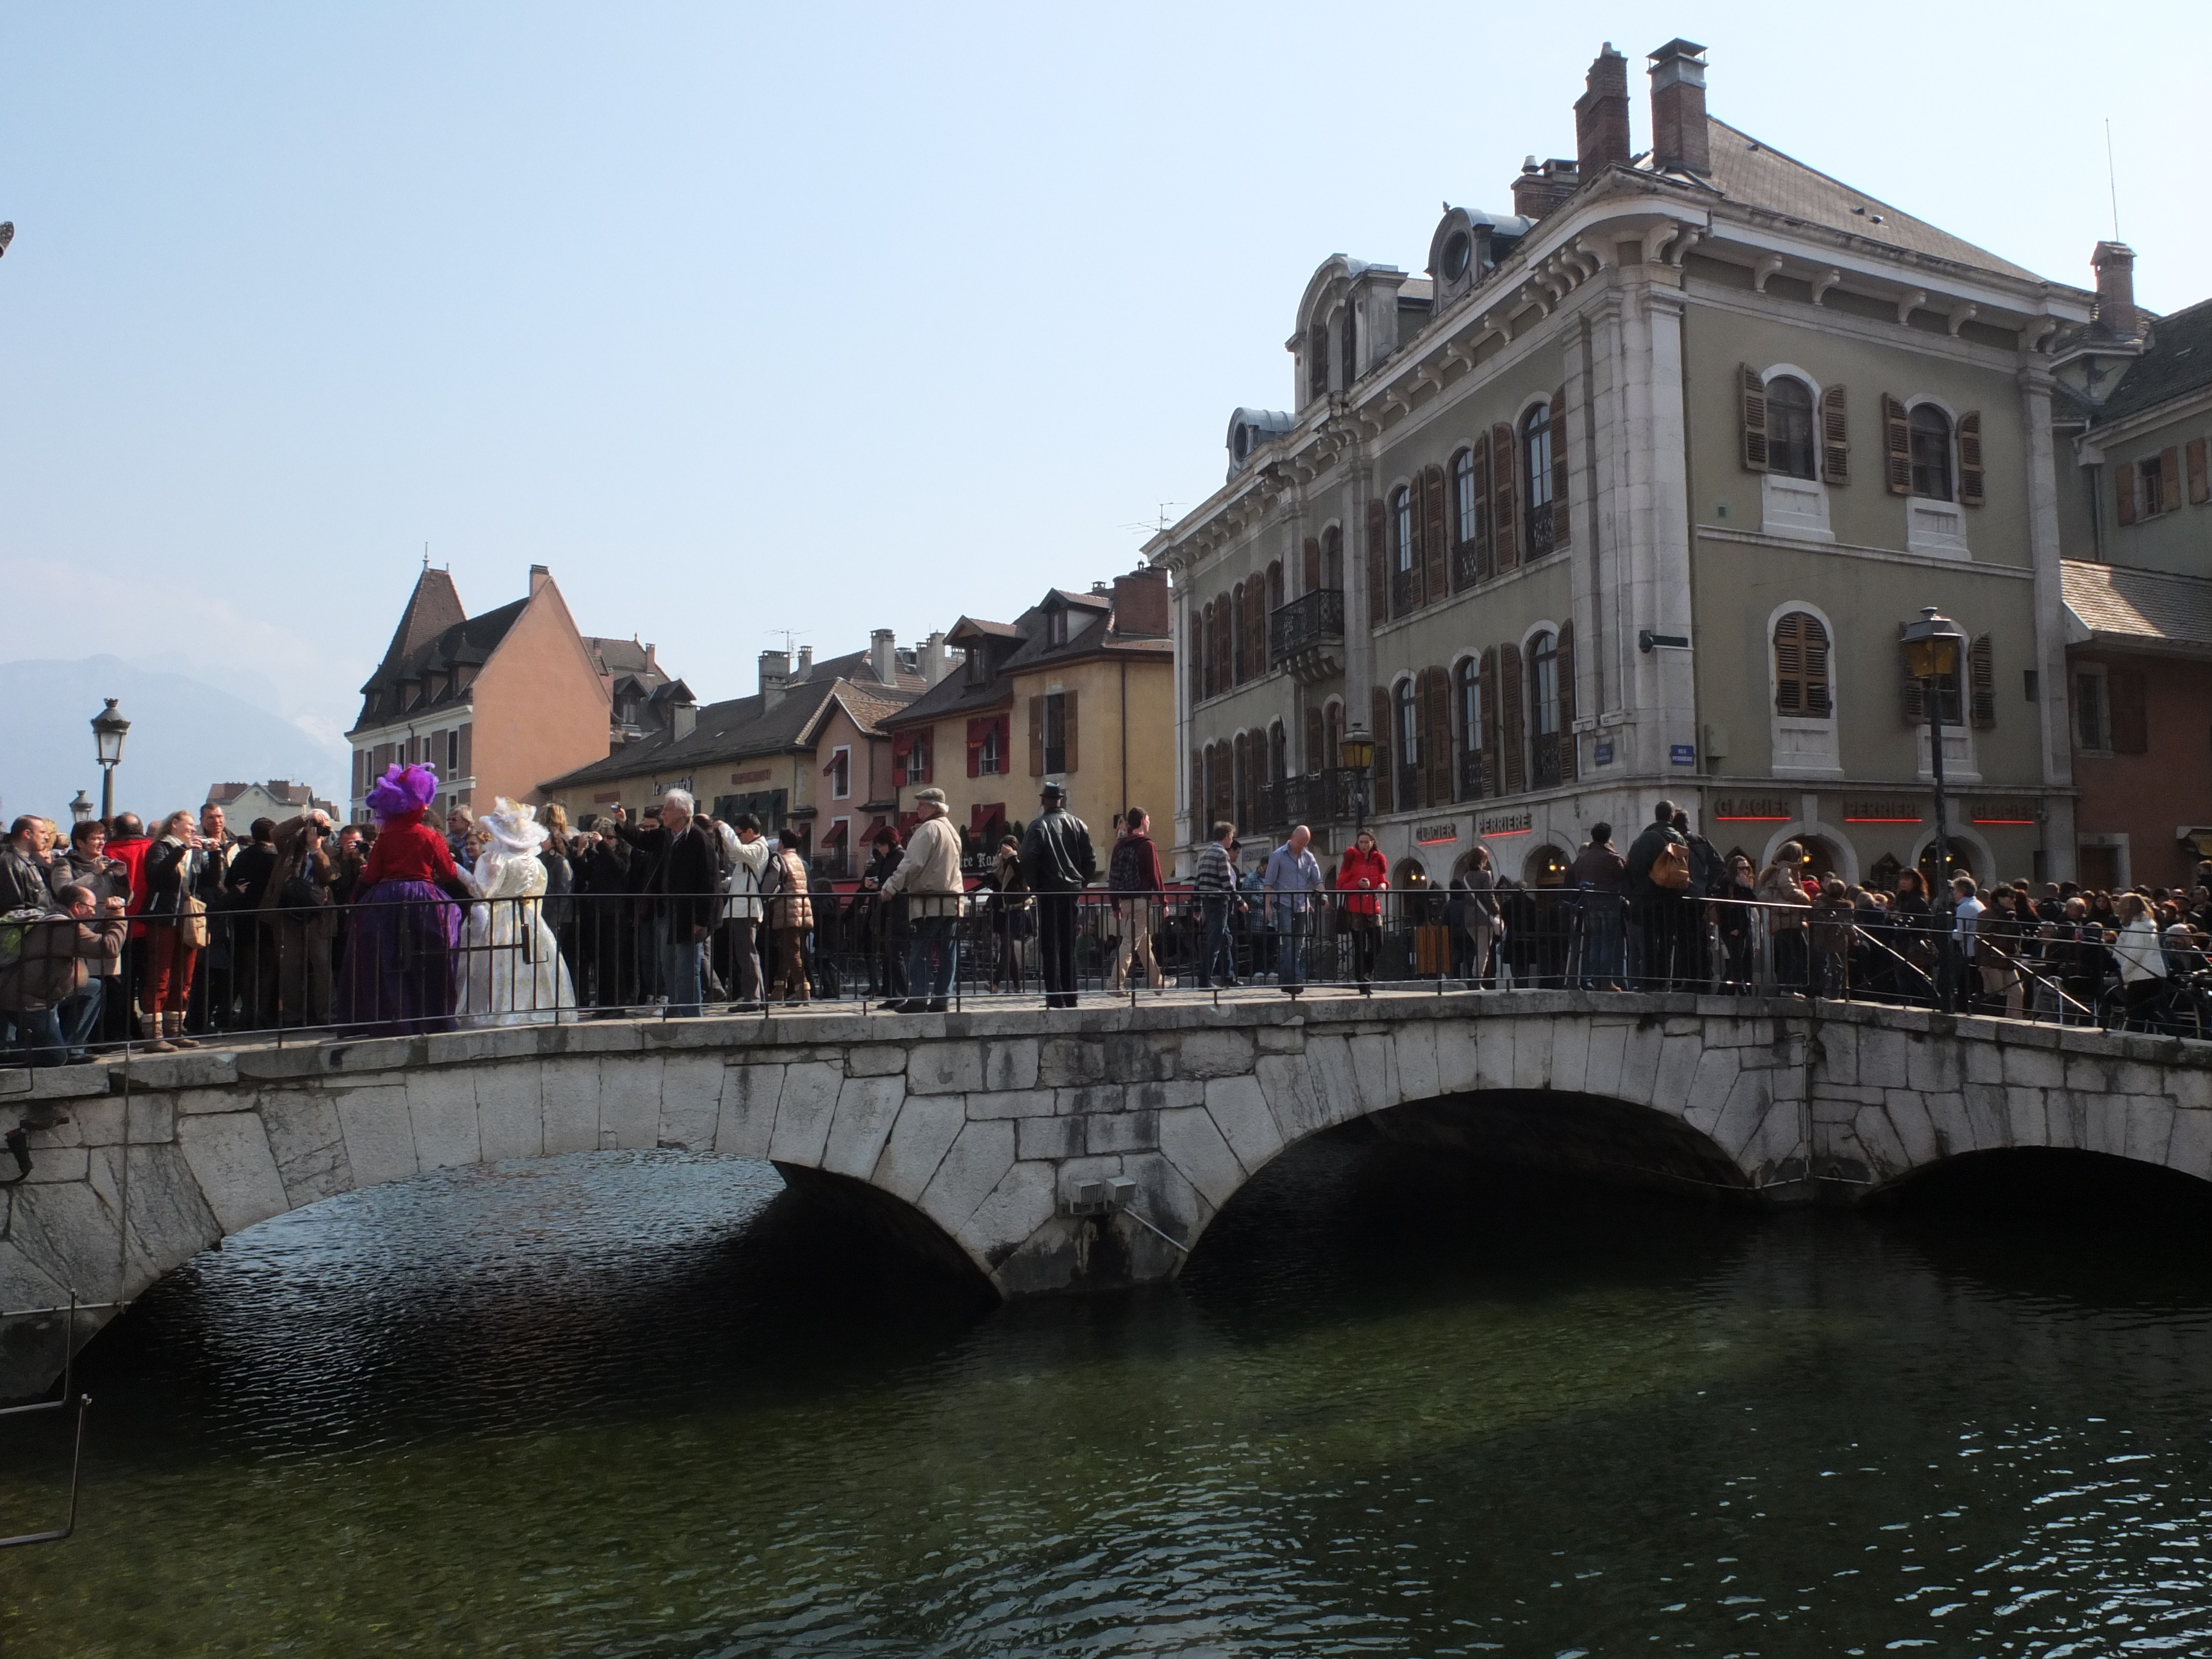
[2090,296,2212,427]
[2063,560,2212,655]
[352,582,529,731]
[883,583,1173,733]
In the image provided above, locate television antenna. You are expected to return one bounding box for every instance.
[1120,502,1183,536]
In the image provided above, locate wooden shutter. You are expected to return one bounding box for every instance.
[1471,439,1492,583]
[1551,388,1571,547]
[1490,424,1518,571]
[457,723,472,777]
[1362,502,1389,622]
[1420,465,1446,604]
[2161,446,2184,514]
[1303,536,1322,592]
[1804,618,1830,717]
[1741,365,1769,472]
[1774,612,1825,716]
[2116,462,2138,526]
[1061,691,1078,774]
[2110,670,2148,754]
[966,719,984,778]
[1820,384,1849,484]
[1305,707,1324,773]
[1556,621,1577,782]
[1190,750,1203,826]
[1900,657,1927,727]
[1479,648,1500,797]
[1499,643,1526,794]
[1370,686,1394,815]
[1959,411,1985,508]
[1027,696,1045,776]
[2188,439,2210,506]
[1882,395,1913,495]
[1423,666,1450,806]
[1968,635,1996,730]
[918,731,933,783]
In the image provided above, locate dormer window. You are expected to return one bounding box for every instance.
[965,646,988,687]
[1048,608,1068,648]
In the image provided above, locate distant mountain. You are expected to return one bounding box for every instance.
[0,656,351,826]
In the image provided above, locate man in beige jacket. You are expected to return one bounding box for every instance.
[880,787,963,1013]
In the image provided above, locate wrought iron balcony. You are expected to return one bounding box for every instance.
[1258,767,1368,830]
[1267,589,1345,680]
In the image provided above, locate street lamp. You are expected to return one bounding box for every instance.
[69,790,95,825]
[1901,606,1964,1008]
[1339,723,1376,838]
[91,698,131,823]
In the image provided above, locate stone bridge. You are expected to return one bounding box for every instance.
[6,992,2210,1387]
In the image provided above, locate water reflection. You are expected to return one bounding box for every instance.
[2,1137,2210,1657]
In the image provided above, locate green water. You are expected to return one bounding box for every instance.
[3,1138,2210,1657]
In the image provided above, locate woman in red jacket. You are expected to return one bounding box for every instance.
[1334,829,1389,987]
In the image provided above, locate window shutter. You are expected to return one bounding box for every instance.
[965,719,982,778]
[1551,389,1572,548]
[1061,691,1078,773]
[893,732,911,778]
[1027,696,1045,776]
[1253,575,1270,667]
[1472,439,1492,583]
[2110,670,2147,754]
[1959,412,1986,508]
[1479,648,1501,798]
[1900,655,1927,727]
[1882,395,1913,495]
[2116,462,2138,526]
[1305,707,1324,773]
[1774,614,1804,716]
[457,723,472,777]
[1804,617,1830,717]
[1490,424,1518,571]
[1499,643,1526,794]
[1370,685,1394,815]
[2161,446,2184,514]
[1190,750,1203,826]
[1303,535,1322,592]
[2188,439,2210,506]
[1422,463,1448,604]
[1367,497,1389,623]
[1968,634,1996,730]
[1424,665,1451,806]
[1405,478,1426,609]
[1741,365,1769,472]
[1820,384,1849,484]
[1556,621,1577,781]
[919,731,933,784]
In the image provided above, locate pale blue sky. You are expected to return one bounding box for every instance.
[2,2,2204,771]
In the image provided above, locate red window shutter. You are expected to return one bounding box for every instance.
[1370,685,1394,815]
[1556,621,1577,781]
[2188,438,2210,506]
[1882,395,1912,495]
[2116,461,2137,526]
[1366,497,1389,623]
[1422,463,1448,605]
[2161,446,2183,514]
[893,732,911,782]
[1740,364,1768,472]
[1820,384,1849,484]
[1490,424,1519,571]
[1959,411,1986,508]
[967,718,985,778]
[1499,642,1526,795]
[1551,388,1571,548]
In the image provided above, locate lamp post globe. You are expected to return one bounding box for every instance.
[69,789,95,825]
[90,697,131,823]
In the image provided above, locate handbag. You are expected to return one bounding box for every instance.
[279,874,327,911]
[179,891,210,948]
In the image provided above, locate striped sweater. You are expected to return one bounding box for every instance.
[1191,841,1236,897]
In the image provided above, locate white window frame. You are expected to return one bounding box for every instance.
[830,744,852,800]
[1766,600,1843,780]
[1759,364,1834,543]
[1903,394,1970,559]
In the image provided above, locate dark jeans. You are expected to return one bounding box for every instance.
[1199,899,1235,985]
[1037,891,1079,1006]
[905,915,958,1001]
[1772,929,1809,995]
[1347,915,1380,983]
[13,979,103,1065]
[655,917,703,1017]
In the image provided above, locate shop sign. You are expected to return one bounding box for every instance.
[731,768,772,785]
[1414,822,1460,846]
[1969,799,2038,826]
[1480,811,1533,837]
[1844,796,1923,823]
[1713,796,1791,821]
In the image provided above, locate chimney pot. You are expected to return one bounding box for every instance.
[2092,241,2140,339]
[1110,566,1171,638]
[870,627,898,685]
[1647,38,1712,176]
[528,564,552,595]
[1575,42,1632,176]
[1511,157,1582,223]
[921,630,950,686]
[796,645,813,676]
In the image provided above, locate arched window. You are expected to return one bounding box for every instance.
[1269,721,1287,786]
[1772,611,1832,718]
[1230,587,1247,684]
[1522,405,1555,556]
[1338,304,1357,390]
[1452,446,1479,549]
[1325,700,1345,772]
[1767,376,1817,479]
[1308,323,1329,404]
[1394,679,1420,807]
[1454,657,1483,800]
[1321,524,1343,590]
[1910,405,1953,501]
[1528,630,1561,788]
[1392,486,1415,574]
[1266,559,1284,615]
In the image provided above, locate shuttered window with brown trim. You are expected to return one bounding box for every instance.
[1302,536,1322,593]
[2110,669,2148,754]
[1968,634,1996,730]
[1741,364,1769,472]
[1187,612,1204,707]
[2188,439,2210,506]
[1189,750,1203,826]
[1229,587,1246,684]
[1028,696,1046,775]
[1479,648,1501,798]
[1882,394,1913,495]
[1305,707,1324,774]
[1773,612,1832,717]
[1550,388,1571,548]
[1366,497,1389,624]
[2116,461,2138,526]
[2161,446,2184,514]
[1490,424,1519,571]
[1959,411,1985,508]
[1062,692,1079,773]
[1423,665,1451,807]
[1556,621,1578,782]
[1370,685,1394,815]
[1499,641,1526,795]
[1820,385,1849,484]
[1469,441,1492,583]
[1422,463,1448,604]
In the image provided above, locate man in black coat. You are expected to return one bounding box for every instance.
[1020,782,1097,1009]
[1624,801,1689,990]
[612,790,719,1018]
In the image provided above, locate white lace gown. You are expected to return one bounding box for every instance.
[456,849,576,1026]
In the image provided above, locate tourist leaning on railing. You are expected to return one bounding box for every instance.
[1,885,126,1066]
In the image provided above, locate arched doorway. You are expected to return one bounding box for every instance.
[1525,844,1570,888]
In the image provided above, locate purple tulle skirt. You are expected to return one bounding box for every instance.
[337,879,462,1037]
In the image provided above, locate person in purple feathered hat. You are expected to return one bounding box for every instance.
[335,763,474,1035]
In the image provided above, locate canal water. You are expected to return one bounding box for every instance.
[4,1135,2211,1657]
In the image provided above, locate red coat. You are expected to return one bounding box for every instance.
[360,812,460,887]
[106,833,155,937]
[1335,846,1388,916]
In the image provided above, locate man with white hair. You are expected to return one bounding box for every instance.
[880,786,963,1013]
[611,789,719,1018]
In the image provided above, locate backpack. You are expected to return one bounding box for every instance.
[1108,835,1148,893]
[0,906,51,969]
[1651,840,1692,893]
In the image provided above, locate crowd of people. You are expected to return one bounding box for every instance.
[8,773,2211,1064]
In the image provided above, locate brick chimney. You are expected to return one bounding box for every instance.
[1575,43,1632,176]
[2092,241,2140,338]
[1112,566,1171,638]
[529,563,552,596]
[1511,156,1582,222]
[921,630,949,686]
[870,628,898,685]
[1648,39,1711,176]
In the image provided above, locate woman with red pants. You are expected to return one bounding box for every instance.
[1334,828,1389,987]
[139,810,207,1051]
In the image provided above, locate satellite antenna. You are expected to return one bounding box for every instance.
[2105,119,2120,240]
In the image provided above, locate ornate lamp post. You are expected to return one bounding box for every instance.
[1901,607,1964,1009]
[91,698,131,823]
[69,790,95,825]
[1339,723,1376,840]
